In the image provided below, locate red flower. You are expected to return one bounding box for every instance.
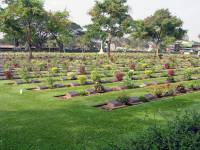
[115,72,125,81]
[4,70,13,79]
[164,63,170,69]
[168,69,175,77]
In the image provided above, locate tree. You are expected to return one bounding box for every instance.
[32,12,49,50]
[0,0,45,60]
[83,24,107,52]
[46,10,72,51]
[0,0,73,55]
[89,0,133,57]
[198,34,200,41]
[132,9,186,57]
[0,2,24,48]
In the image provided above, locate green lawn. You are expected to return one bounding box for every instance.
[0,79,200,150]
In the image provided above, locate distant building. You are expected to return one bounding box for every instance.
[173,40,200,52]
[0,44,15,49]
[0,44,15,51]
[193,42,200,50]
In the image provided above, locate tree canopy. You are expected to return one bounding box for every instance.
[132,9,186,56]
[0,0,75,59]
[89,0,134,57]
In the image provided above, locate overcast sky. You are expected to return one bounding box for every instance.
[1,0,200,41]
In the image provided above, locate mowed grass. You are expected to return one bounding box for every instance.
[0,80,200,150]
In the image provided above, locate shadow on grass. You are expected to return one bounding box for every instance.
[0,93,200,150]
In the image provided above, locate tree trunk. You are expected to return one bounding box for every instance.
[55,37,64,52]
[107,34,112,58]
[58,43,64,52]
[27,25,33,61]
[28,43,32,61]
[154,41,160,58]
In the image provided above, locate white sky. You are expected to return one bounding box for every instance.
[1,0,200,41]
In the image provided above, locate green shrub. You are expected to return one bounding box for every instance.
[79,90,87,96]
[116,95,130,104]
[189,80,200,90]
[46,76,56,88]
[67,72,77,80]
[51,67,59,73]
[123,74,135,89]
[184,69,192,80]
[144,70,154,78]
[78,75,87,85]
[127,70,134,78]
[91,71,101,82]
[136,63,148,71]
[161,71,168,77]
[18,67,31,83]
[104,112,200,150]
[150,85,164,98]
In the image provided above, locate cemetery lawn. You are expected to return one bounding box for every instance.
[0,80,200,150]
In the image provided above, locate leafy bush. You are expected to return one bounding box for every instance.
[161,71,168,77]
[115,71,125,81]
[176,84,187,93]
[136,63,148,71]
[168,69,175,76]
[36,61,46,71]
[163,84,175,96]
[91,71,101,82]
[51,67,59,73]
[167,69,175,83]
[184,69,192,80]
[150,84,175,98]
[4,70,13,79]
[18,67,31,83]
[163,63,170,69]
[94,82,105,93]
[78,75,87,85]
[46,76,56,88]
[67,72,77,80]
[79,90,88,96]
[116,95,130,104]
[105,112,200,150]
[123,74,135,89]
[127,70,134,78]
[3,63,11,71]
[145,70,154,78]
[150,85,164,98]
[189,81,200,90]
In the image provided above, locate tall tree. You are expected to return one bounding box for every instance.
[0,0,45,60]
[89,0,133,57]
[46,10,72,51]
[0,5,23,47]
[133,9,186,57]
